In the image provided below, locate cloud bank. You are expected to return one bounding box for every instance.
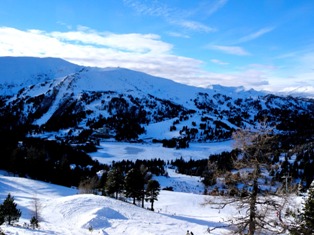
[0,26,313,95]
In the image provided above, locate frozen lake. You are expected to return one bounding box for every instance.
[90,140,234,164]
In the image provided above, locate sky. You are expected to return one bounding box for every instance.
[0,0,314,93]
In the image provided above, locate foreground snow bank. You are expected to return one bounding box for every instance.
[0,171,233,235]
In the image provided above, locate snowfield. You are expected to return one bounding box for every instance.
[0,170,237,235]
[0,56,308,234]
[0,139,301,235]
[90,140,233,165]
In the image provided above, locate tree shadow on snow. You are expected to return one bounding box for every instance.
[161,212,229,229]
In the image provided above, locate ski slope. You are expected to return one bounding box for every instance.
[0,170,238,235]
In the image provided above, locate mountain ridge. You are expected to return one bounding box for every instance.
[0,56,265,103]
[0,56,313,144]
[0,56,81,95]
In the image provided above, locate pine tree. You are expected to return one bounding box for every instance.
[291,181,314,234]
[0,193,22,225]
[145,180,160,211]
[302,182,314,232]
[105,168,124,199]
[124,168,144,205]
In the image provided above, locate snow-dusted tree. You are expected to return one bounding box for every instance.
[145,179,160,211]
[206,126,288,235]
[0,193,21,225]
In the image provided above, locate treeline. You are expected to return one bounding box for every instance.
[170,151,239,188]
[0,128,164,211]
[170,138,314,192]
[273,140,314,188]
[99,165,161,211]
[0,136,103,187]
[171,150,238,176]
[111,159,166,176]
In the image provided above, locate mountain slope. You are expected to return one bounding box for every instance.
[0,171,233,235]
[0,56,81,95]
[0,56,314,144]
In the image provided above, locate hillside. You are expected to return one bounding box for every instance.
[0,57,80,95]
[0,170,240,235]
[1,56,313,145]
[0,56,313,234]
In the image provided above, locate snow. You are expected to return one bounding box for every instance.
[1,170,235,235]
[0,56,306,234]
[0,57,265,104]
[0,138,237,235]
[0,57,80,95]
[90,140,233,165]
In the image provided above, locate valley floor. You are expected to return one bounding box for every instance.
[90,140,233,165]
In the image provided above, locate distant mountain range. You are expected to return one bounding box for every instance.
[1,56,313,144]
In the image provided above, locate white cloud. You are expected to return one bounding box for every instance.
[167,31,190,38]
[49,27,171,54]
[123,0,173,18]
[123,0,217,33]
[272,49,314,92]
[208,45,250,56]
[174,20,216,33]
[237,27,275,43]
[210,59,229,65]
[0,26,203,85]
[0,26,262,90]
[1,26,313,94]
[202,0,228,16]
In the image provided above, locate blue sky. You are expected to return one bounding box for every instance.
[0,0,314,93]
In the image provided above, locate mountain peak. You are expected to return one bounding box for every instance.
[0,56,81,95]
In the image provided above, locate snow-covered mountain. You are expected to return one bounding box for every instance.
[1,56,313,143]
[0,57,80,95]
[0,57,311,235]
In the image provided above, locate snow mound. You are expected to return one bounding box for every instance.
[0,171,232,235]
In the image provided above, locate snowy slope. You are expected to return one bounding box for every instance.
[0,57,81,95]
[1,56,314,144]
[0,171,237,235]
[91,141,233,165]
[0,56,262,102]
[1,166,302,235]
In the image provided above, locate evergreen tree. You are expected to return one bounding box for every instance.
[145,180,160,211]
[124,168,144,205]
[0,193,21,225]
[303,182,314,232]
[105,168,124,199]
[290,181,314,234]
